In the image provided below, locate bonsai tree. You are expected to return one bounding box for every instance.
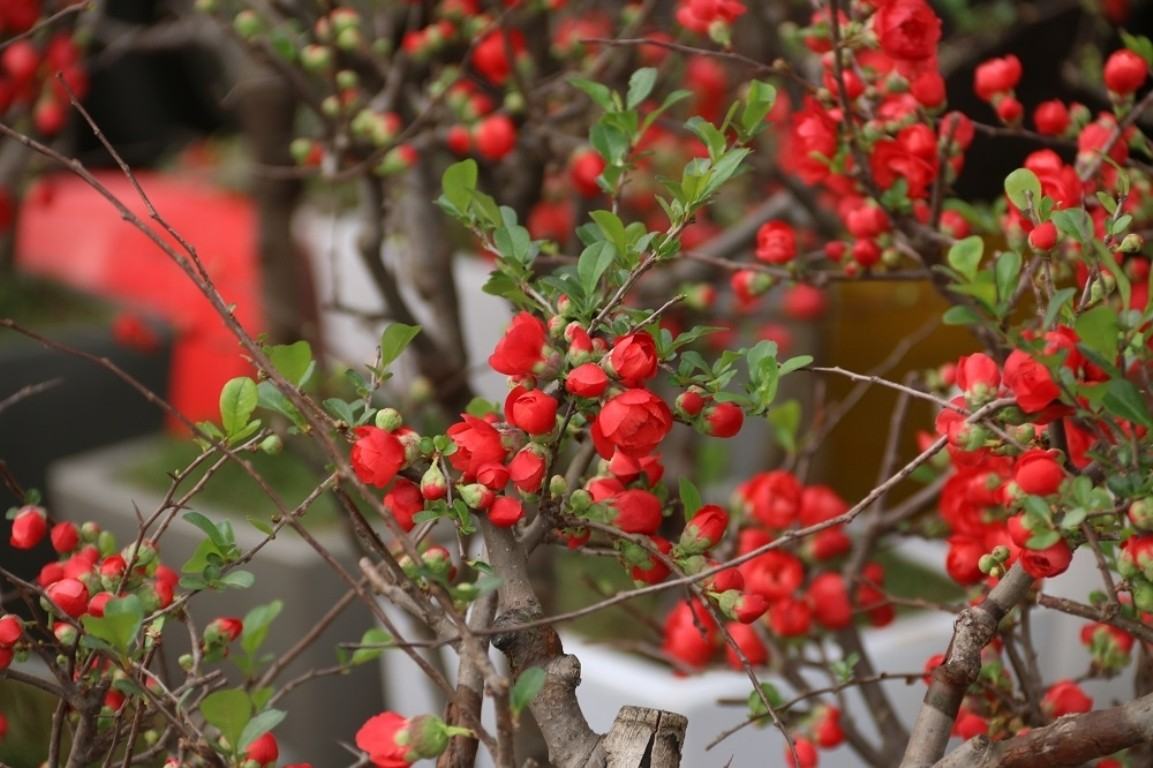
[2,0,1153,766]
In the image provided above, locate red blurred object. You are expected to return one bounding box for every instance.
[17,172,262,427]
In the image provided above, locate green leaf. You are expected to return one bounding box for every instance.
[1075,305,1119,361]
[767,400,802,454]
[1103,378,1153,428]
[942,305,981,325]
[81,595,143,655]
[511,667,546,715]
[679,478,702,521]
[739,80,777,137]
[994,250,1021,309]
[184,511,226,548]
[379,323,421,370]
[569,78,615,111]
[947,236,984,281]
[1050,208,1093,243]
[266,341,313,388]
[1026,529,1061,550]
[746,683,783,718]
[626,68,657,110]
[220,377,258,437]
[440,159,478,217]
[1121,31,1153,68]
[201,689,252,750]
[349,627,393,666]
[219,570,255,590]
[577,241,616,296]
[779,355,813,377]
[1004,168,1042,211]
[1043,287,1077,329]
[238,709,286,751]
[242,601,283,658]
[324,398,357,424]
[1061,508,1088,530]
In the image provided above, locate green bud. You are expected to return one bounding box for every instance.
[261,435,283,455]
[233,10,262,38]
[1120,233,1144,253]
[178,653,194,672]
[375,408,403,431]
[300,44,334,73]
[408,715,451,758]
[1134,579,1153,613]
[97,530,118,557]
[336,69,359,90]
[568,489,592,513]
[548,475,567,497]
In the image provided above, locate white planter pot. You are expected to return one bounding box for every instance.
[48,438,384,768]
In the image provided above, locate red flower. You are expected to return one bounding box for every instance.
[489,496,524,527]
[609,489,663,534]
[782,97,839,184]
[471,29,524,85]
[569,149,605,198]
[784,737,818,768]
[1003,350,1060,413]
[1104,49,1148,94]
[565,362,608,398]
[724,621,768,669]
[10,506,47,550]
[1042,680,1093,717]
[740,551,804,602]
[662,600,717,670]
[738,470,803,529]
[592,389,673,458]
[974,55,1022,100]
[383,479,423,532]
[1020,537,1073,579]
[246,733,279,766]
[1014,449,1065,496]
[755,220,796,264]
[955,353,1000,395]
[813,706,844,748]
[808,572,853,630]
[356,712,412,768]
[874,0,942,62]
[606,332,658,386]
[505,388,558,435]
[447,416,506,478]
[351,427,406,488]
[953,708,988,740]
[508,446,547,494]
[489,312,548,377]
[946,535,985,585]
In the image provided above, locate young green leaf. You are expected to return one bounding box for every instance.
[201,688,253,750]
[220,377,258,437]
[511,667,546,715]
[379,323,422,371]
[1004,168,1041,211]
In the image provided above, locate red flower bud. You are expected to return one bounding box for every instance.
[1042,680,1093,717]
[592,389,673,458]
[505,388,559,435]
[784,736,818,768]
[1014,449,1065,496]
[1003,350,1060,414]
[45,578,89,618]
[0,615,23,647]
[1104,49,1148,94]
[50,522,79,554]
[508,446,548,494]
[565,363,608,398]
[681,505,728,552]
[723,621,768,669]
[569,149,605,198]
[10,506,47,550]
[630,536,672,584]
[246,732,279,766]
[769,595,812,637]
[974,55,1022,100]
[473,114,517,161]
[955,353,1000,395]
[703,402,744,438]
[1033,100,1069,136]
[489,496,524,527]
[606,332,659,386]
[609,489,663,535]
[1027,220,1058,251]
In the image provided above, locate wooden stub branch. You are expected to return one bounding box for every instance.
[600,706,688,768]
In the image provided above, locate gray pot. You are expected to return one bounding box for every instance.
[48,438,383,767]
